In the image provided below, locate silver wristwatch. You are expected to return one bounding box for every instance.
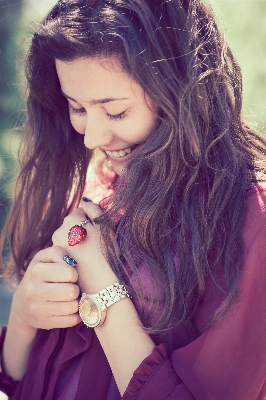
[79,283,130,328]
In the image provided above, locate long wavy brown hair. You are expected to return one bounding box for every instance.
[1,0,266,334]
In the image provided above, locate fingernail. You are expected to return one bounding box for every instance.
[82,197,92,203]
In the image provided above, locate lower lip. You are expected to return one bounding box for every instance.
[105,144,140,164]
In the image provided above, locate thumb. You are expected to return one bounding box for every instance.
[81,197,103,220]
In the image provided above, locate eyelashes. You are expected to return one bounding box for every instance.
[68,103,128,121]
[68,104,86,116]
[107,110,127,121]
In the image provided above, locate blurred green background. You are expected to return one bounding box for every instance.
[0,0,265,329]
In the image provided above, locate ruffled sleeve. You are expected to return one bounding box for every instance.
[122,344,196,399]
[0,327,20,398]
[122,185,266,400]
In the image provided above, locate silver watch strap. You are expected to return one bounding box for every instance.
[88,283,130,310]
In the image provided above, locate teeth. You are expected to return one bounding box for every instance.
[106,146,134,158]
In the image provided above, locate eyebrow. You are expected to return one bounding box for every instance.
[61,90,128,105]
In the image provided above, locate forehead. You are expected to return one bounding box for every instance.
[55,57,140,102]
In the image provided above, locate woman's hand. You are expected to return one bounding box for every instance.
[12,246,81,332]
[52,202,118,294]
[3,246,80,380]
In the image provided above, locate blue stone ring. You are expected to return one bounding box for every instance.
[63,255,77,266]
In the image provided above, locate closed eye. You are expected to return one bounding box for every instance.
[106,110,128,121]
[69,104,86,115]
[69,103,129,121]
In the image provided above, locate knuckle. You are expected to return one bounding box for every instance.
[69,313,81,327]
[32,249,44,261]
[25,291,33,302]
[52,245,63,257]
[28,301,39,318]
[72,268,79,282]
[51,232,57,244]
[72,300,79,313]
[67,285,75,300]
[74,284,80,298]
[66,300,79,314]
[53,245,65,258]
[33,247,51,262]
[25,302,50,329]
[69,284,80,300]
[68,267,78,282]
[29,263,42,280]
[25,286,37,302]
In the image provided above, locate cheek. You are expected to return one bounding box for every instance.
[117,117,156,144]
[132,108,157,142]
[70,115,86,135]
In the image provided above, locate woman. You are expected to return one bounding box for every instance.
[1,0,266,399]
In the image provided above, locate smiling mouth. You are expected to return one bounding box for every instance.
[105,145,137,158]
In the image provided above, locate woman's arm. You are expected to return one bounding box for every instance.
[3,301,37,381]
[51,187,266,400]
[94,296,155,394]
[52,206,156,395]
[2,246,80,380]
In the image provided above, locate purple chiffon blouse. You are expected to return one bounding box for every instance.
[1,185,266,399]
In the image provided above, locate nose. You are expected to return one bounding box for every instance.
[82,114,113,150]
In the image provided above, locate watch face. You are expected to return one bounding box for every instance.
[79,296,102,328]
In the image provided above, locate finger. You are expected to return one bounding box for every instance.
[50,314,81,329]
[59,207,97,230]
[37,282,80,302]
[47,300,80,316]
[65,207,87,221]
[81,200,103,220]
[60,208,94,231]
[30,261,78,283]
[31,300,79,321]
[34,246,70,264]
[25,298,80,328]
[38,314,81,330]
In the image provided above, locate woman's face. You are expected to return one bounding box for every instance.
[56,57,157,175]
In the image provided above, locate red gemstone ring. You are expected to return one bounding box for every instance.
[68,220,92,247]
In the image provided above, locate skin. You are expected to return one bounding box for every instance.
[2,57,157,393]
[52,205,156,394]
[55,57,157,175]
[3,247,81,380]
